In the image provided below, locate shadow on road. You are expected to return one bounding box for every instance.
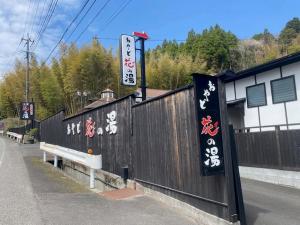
[244,202,270,225]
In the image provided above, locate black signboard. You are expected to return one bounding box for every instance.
[193,74,225,176]
[20,102,35,120]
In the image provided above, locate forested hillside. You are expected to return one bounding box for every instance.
[1,17,300,120]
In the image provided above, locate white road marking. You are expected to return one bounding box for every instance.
[0,138,5,167]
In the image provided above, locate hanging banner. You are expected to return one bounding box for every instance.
[20,102,35,120]
[120,34,137,86]
[193,74,225,176]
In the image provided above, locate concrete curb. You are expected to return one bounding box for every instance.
[60,159,239,225]
[135,182,239,225]
[239,166,300,189]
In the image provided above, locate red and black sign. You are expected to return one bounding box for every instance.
[20,102,35,120]
[193,74,224,176]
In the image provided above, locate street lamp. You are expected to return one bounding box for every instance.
[76,91,90,109]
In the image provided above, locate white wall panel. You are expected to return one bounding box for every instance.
[235,76,255,99]
[225,62,300,129]
[282,62,300,124]
[244,107,259,127]
[235,76,258,127]
[256,69,286,126]
[225,82,235,101]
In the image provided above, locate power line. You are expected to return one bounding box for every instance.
[93,37,186,42]
[64,0,97,43]
[29,0,41,37]
[73,0,133,43]
[1,38,25,76]
[44,0,92,62]
[49,0,131,61]
[27,0,39,37]
[73,0,112,43]
[53,0,130,60]
[32,0,58,51]
[22,0,33,39]
[148,39,186,42]
[100,0,132,32]
[34,0,51,40]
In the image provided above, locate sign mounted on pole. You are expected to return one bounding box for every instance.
[20,102,35,120]
[133,31,149,40]
[133,31,149,101]
[193,74,225,176]
[120,34,137,86]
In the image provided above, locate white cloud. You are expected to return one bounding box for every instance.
[0,0,81,78]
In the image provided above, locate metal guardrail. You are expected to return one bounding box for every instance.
[6,132,23,143]
[40,142,102,188]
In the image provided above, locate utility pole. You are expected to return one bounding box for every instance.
[21,34,34,131]
[21,34,34,102]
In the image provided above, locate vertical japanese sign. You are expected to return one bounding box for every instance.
[193,74,225,176]
[120,34,137,86]
[20,102,35,120]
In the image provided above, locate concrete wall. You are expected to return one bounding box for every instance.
[225,61,300,130]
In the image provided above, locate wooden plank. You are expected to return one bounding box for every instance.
[132,86,229,220]
[235,129,300,171]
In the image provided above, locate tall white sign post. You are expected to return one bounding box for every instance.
[120,35,137,86]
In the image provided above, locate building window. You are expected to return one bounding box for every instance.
[246,83,267,108]
[271,75,297,104]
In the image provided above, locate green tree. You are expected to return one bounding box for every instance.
[252,29,275,45]
[279,18,300,54]
[198,25,239,72]
[285,17,300,33]
[279,28,297,53]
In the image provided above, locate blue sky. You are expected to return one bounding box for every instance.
[75,0,300,49]
[0,0,300,76]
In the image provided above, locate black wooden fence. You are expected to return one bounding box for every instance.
[40,111,65,146]
[40,96,134,178]
[8,120,41,140]
[63,95,134,177]
[235,128,300,171]
[132,86,230,220]
[40,88,238,222]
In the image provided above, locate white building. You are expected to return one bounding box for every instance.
[220,52,300,131]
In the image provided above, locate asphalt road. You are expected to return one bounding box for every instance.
[242,178,300,225]
[1,136,300,225]
[0,137,197,225]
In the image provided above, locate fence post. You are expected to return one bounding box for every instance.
[54,155,58,168]
[43,151,47,162]
[275,126,282,168]
[229,125,247,225]
[217,78,239,222]
[90,168,95,189]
